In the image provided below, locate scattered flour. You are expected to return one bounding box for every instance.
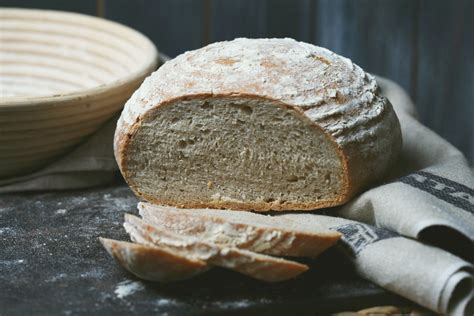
[0,259,26,266]
[56,209,67,215]
[102,193,136,210]
[154,298,179,307]
[80,269,105,278]
[0,227,12,234]
[115,280,144,299]
[212,299,252,309]
[47,273,67,282]
[211,297,271,309]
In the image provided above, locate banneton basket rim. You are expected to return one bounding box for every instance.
[0,8,159,108]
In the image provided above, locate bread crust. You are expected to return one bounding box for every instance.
[114,38,402,211]
[138,202,341,257]
[99,237,208,282]
[124,214,309,282]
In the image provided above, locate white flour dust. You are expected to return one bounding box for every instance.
[55,209,67,214]
[114,280,144,299]
[154,298,179,307]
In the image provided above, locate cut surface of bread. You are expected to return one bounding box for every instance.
[138,202,341,258]
[99,237,208,282]
[115,38,402,211]
[124,214,309,282]
[125,96,346,211]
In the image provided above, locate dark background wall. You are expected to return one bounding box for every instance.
[2,0,473,163]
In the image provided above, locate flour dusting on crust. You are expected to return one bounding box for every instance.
[118,38,388,147]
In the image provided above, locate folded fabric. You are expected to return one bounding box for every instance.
[334,77,474,262]
[280,213,474,316]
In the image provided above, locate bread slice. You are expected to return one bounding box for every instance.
[99,237,208,282]
[124,214,309,282]
[138,202,341,258]
[115,38,402,211]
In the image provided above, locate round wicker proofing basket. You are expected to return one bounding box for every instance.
[0,8,158,179]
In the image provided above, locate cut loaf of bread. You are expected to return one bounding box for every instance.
[115,38,402,211]
[138,202,341,257]
[99,237,208,282]
[124,214,309,282]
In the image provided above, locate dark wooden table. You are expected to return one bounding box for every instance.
[0,183,412,315]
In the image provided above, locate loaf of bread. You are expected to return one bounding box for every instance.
[138,202,340,257]
[124,214,309,282]
[114,38,402,211]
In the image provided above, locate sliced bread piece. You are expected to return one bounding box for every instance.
[115,38,402,211]
[124,214,309,282]
[99,237,208,282]
[138,202,341,258]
